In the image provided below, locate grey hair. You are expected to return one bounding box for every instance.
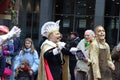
[86,29,95,37]
[117,43,120,48]
[90,30,95,36]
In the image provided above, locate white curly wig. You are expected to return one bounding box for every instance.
[41,20,60,38]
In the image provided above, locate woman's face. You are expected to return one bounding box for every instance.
[25,40,32,48]
[95,26,105,40]
[49,31,61,43]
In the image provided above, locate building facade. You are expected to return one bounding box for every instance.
[0,0,120,50]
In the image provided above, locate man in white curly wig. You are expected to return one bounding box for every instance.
[38,20,70,80]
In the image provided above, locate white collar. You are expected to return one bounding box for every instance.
[41,39,57,49]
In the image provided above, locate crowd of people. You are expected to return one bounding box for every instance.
[0,20,119,80]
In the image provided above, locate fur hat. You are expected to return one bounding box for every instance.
[0,25,9,34]
[41,20,60,38]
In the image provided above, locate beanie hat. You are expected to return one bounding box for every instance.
[0,25,9,34]
[41,20,60,38]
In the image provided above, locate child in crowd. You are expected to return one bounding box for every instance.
[15,59,30,80]
[14,38,39,80]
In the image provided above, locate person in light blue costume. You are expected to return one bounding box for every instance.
[14,38,39,80]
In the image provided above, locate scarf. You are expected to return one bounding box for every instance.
[85,38,95,47]
[24,48,31,53]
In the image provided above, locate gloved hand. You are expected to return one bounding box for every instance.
[58,42,66,50]
[53,48,59,55]
[15,29,21,37]
[7,26,21,39]
[70,47,78,54]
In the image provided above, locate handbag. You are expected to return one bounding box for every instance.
[3,67,12,76]
[2,67,12,80]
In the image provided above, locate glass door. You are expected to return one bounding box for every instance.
[54,0,95,39]
[19,0,40,48]
[104,0,120,48]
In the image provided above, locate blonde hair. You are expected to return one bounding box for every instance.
[22,38,35,54]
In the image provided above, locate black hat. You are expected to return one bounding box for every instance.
[71,32,78,37]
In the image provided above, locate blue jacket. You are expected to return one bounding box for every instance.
[14,48,39,72]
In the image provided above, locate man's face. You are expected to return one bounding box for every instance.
[116,45,120,52]
[95,26,105,40]
[70,34,76,39]
[116,43,120,52]
[49,31,61,43]
[84,30,93,41]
